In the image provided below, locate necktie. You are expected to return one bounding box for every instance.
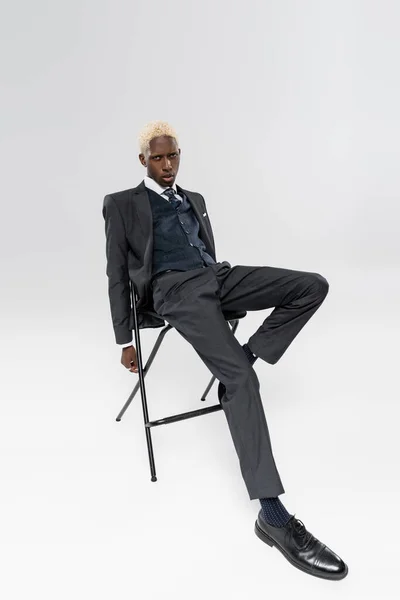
[163,187,181,210]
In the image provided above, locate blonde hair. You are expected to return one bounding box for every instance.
[138,121,179,156]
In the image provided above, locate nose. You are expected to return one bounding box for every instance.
[162,157,172,171]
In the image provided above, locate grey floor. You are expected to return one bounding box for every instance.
[1,266,399,600]
[2,0,399,597]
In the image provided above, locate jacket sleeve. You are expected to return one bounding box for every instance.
[102,194,133,345]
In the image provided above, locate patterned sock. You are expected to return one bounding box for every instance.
[260,497,293,527]
[242,343,258,365]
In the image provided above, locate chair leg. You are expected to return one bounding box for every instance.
[130,285,157,482]
[116,323,172,422]
[200,318,240,401]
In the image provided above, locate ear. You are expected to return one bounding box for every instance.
[139,153,147,167]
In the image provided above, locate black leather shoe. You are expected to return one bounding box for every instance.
[255,510,348,580]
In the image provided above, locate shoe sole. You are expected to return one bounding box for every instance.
[254,520,349,581]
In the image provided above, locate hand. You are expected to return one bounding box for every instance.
[120,345,138,373]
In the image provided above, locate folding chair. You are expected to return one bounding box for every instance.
[116,281,247,482]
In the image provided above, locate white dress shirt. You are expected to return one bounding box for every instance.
[118,176,181,349]
[143,175,182,202]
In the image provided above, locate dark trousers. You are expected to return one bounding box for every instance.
[151,261,329,500]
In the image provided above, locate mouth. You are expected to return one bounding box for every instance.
[161,174,174,182]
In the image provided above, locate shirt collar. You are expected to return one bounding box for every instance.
[144,175,178,196]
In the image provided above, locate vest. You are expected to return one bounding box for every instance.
[147,188,216,278]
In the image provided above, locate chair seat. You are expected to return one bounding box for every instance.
[223,309,247,321]
[141,308,247,323]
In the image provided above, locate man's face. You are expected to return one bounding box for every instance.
[139,135,181,187]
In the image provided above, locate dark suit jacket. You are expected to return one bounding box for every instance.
[102,180,217,344]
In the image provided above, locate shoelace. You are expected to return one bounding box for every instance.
[293,518,312,546]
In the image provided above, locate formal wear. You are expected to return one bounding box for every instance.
[117,177,215,347]
[102,180,329,499]
[102,179,216,344]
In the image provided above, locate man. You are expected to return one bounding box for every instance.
[102,121,348,580]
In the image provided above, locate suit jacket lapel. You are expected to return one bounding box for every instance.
[131,181,153,268]
[131,181,152,236]
[177,185,213,253]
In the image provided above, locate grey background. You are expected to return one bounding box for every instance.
[1,1,399,598]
